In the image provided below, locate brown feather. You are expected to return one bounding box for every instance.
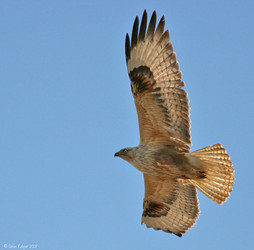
[131,16,139,49]
[138,10,147,41]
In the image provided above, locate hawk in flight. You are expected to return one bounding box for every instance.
[114,10,234,237]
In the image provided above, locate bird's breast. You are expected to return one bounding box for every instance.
[131,146,190,178]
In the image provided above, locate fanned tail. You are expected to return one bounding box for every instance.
[189,144,235,204]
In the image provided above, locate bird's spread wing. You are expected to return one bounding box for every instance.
[126,10,190,152]
[142,174,199,237]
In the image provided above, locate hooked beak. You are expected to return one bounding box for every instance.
[114,151,120,157]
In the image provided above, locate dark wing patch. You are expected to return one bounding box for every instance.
[143,201,169,217]
[129,66,155,96]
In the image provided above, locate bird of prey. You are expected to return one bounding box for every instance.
[114,10,234,237]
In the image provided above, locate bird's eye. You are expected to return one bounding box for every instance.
[123,149,128,153]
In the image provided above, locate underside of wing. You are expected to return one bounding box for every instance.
[126,10,191,152]
[142,174,199,237]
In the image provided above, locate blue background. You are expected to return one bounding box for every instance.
[1,1,253,249]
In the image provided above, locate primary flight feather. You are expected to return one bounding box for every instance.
[115,10,234,237]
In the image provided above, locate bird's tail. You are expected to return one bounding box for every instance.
[189,144,235,204]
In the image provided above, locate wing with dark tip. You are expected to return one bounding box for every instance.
[126,10,191,151]
[142,174,200,236]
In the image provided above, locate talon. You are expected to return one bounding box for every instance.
[199,171,207,178]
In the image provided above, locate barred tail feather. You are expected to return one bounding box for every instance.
[189,144,235,204]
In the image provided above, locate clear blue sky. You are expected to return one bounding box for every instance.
[1,1,253,249]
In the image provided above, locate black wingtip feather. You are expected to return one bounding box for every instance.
[131,16,139,49]
[125,33,130,62]
[138,10,147,41]
[146,10,157,40]
[152,10,157,18]
[154,15,165,37]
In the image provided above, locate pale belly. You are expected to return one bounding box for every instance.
[131,147,204,179]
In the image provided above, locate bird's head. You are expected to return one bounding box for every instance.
[114,147,137,163]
